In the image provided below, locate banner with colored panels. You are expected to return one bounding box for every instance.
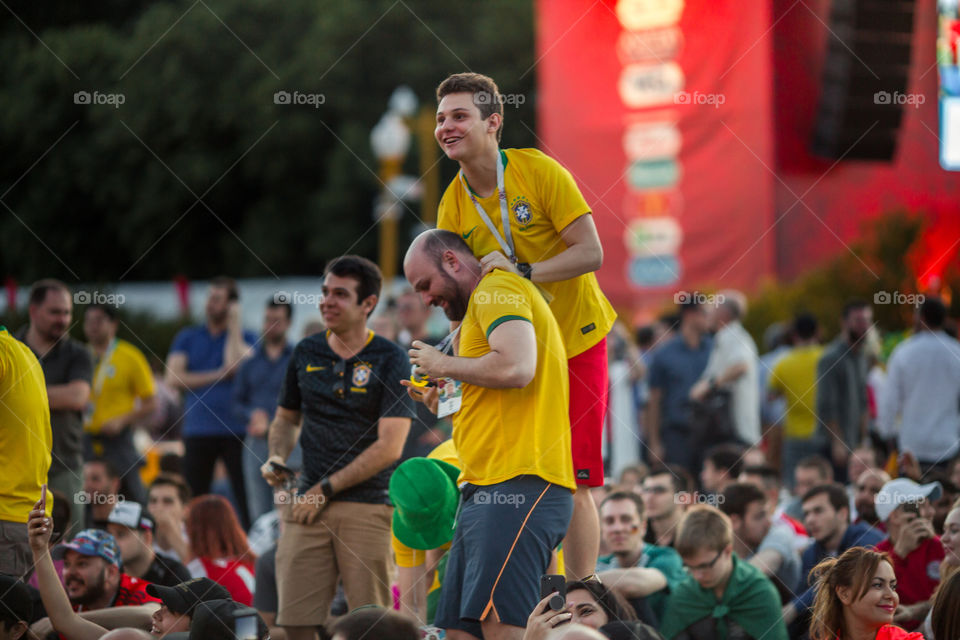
[536,0,776,308]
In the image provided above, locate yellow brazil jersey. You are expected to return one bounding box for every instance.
[0,327,53,522]
[769,345,825,440]
[85,339,156,434]
[454,270,575,491]
[437,148,617,358]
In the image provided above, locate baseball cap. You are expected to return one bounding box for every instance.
[389,457,461,550]
[106,502,155,531]
[146,578,231,616]
[51,529,121,567]
[875,478,943,522]
[165,599,268,640]
[0,575,33,626]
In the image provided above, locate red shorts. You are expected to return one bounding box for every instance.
[568,337,608,487]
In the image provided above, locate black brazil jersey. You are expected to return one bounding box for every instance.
[278,331,416,504]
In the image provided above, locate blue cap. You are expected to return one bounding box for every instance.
[51,529,121,567]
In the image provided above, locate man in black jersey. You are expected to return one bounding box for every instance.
[262,255,414,639]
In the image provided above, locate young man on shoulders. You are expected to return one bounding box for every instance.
[434,72,616,579]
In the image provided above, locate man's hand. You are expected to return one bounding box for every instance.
[894,518,935,558]
[480,251,520,278]
[522,593,571,640]
[898,451,921,481]
[248,409,270,438]
[27,498,52,555]
[260,455,290,488]
[290,485,327,525]
[152,509,180,547]
[99,416,126,437]
[409,341,447,379]
[400,380,439,415]
[227,301,242,329]
[689,379,710,402]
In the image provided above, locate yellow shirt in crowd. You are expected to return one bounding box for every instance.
[0,327,53,522]
[769,344,825,440]
[453,270,575,491]
[84,339,155,434]
[438,148,616,358]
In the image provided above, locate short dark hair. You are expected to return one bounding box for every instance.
[601,491,646,521]
[85,303,118,321]
[842,299,869,319]
[677,298,701,317]
[719,482,767,519]
[801,483,849,516]
[705,444,746,478]
[29,278,70,306]
[209,276,238,301]
[330,607,419,640]
[741,464,781,490]
[793,313,818,340]
[436,72,504,142]
[324,255,382,316]
[647,465,694,494]
[85,457,120,480]
[920,297,947,329]
[266,298,292,319]
[149,473,192,506]
[797,455,834,481]
[635,326,655,349]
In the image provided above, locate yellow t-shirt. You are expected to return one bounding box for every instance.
[769,345,825,440]
[85,339,155,434]
[0,328,53,522]
[453,270,575,490]
[437,148,616,358]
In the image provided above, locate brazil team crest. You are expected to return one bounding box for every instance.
[511,196,533,229]
[352,363,371,387]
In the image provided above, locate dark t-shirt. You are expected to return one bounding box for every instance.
[648,334,712,429]
[15,328,93,473]
[141,553,192,587]
[278,331,416,504]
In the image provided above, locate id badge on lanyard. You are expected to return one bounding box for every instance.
[459,150,516,262]
[434,327,462,419]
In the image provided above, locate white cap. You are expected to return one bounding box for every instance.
[875,478,942,522]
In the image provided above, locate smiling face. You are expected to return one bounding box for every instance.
[62,551,114,606]
[320,273,375,333]
[151,604,191,636]
[600,498,645,556]
[435,92,500,163]
[565,588,609,630]
[838,560,899,629]
[405,250,471,322]
[941,508,960,567]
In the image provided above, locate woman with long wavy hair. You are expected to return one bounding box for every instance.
[184,494,257,605]
[809,547,922,640]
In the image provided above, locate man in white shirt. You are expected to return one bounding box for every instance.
[690,292,760,445]
[878,297,960,475]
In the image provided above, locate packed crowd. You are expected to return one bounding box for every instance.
[2,72,960,640]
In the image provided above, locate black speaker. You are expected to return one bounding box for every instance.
[811,0,918,160]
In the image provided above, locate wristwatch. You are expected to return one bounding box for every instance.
[517,262,533,279]
[320,477,335,499]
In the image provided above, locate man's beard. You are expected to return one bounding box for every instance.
[439,272,468,321]
[68,569,108,607]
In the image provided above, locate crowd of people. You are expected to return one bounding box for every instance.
[2,71,960,640]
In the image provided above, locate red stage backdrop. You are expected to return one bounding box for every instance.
[536,0,777,310]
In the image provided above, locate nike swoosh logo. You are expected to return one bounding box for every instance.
[305,365,325,372]
[462,226,477,240]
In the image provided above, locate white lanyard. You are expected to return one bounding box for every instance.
[458,150,516,263]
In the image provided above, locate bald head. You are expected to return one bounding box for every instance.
[547,624,607,640]
[100,629,154,640]
[404,229,481,321]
